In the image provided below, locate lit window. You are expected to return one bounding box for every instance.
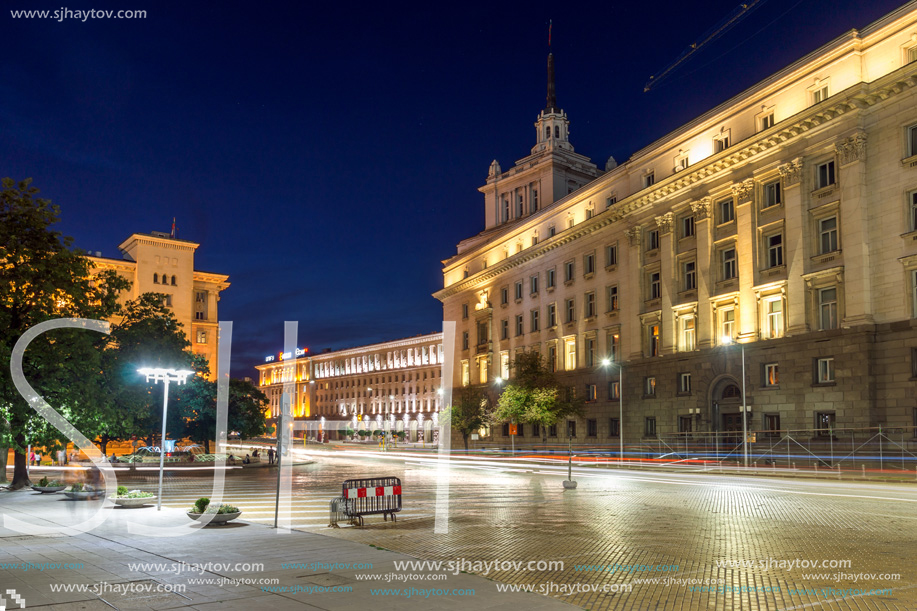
[767,233,784,268]
[645,378,656,397]
[681,316,696,351]
[679,372,691,393]
[819,287,838,330]
[816,160,835,189]
[643,172,655,188]
[649,272,661,300]
[564,338,576,370]
[461,361,470,386]
[586,385,597,402]
[609,384,620,402]
[585,292,596,318]
[479,357,489,384]
[500,352,510,379]
[649,324,660,357]
[817,357,835,383]
[765,299,784,339]
[722,248,737,280]
[607,332,620,362]
[720,308,735,342]
[683,261,697,291]
[565,298,575,323]
[719,198,735,224]
[196,330,207,344]
[682,215,695,238]
[606,285,619,312]
[819,216,838,254]
[764,363,779,386]
[763,180,781,208]
[605,244,617,267]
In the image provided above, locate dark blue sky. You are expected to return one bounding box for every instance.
[2,0,906,376]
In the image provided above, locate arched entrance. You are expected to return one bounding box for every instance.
[710,376,743,434]
[423,419,433,443]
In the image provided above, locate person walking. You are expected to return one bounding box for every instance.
[267,447,275,465]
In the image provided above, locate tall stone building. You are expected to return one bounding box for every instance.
[436,3,917,444]
[89,231,230,379]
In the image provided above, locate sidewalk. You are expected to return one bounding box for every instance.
[0,489,576,611]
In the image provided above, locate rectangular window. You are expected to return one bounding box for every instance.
[499,318,509,340]
[766,299,783,339]
[196,330,207,344]
[720,308,735,341]
[644,417,657,437]
[462,303,469,319]
[567,420,577,438]
[502,423,510,437]
[643,172,655,188]
[585,292,596,318]
[564,261,575,282]
[548,424,557,437]
[461,361,470,386]
[532,188,539,211]
[714,134,730,152]
[608,381,620,401]
[764,180,781,208]
[477,321,488,345]
[815,411,836,437]
[683,261,697,291]
[517,423,524,437]
[909,46,917,64]
[679,372,691,393]
[565,298,575,323]
[818,287,838,330]
[587,418,597,436]
[719,198,735,224]
[500,352,510,379]
[608,332,620,362]
[759,112,775,131]
[564,338,576,370]
[586,207,594,220]
[675,155,689,172]
[764,363,779,386]
[812,85,829,104]
[586,385,597,403]
[682,215,695,238]
[910,191,917,231]
[585,337,596,367]
[194,310,205,320]
[606,196,617,209]
[649,272,661,300]
[819,217,838,253]
[547,345,557,373]
[678,416,693,433]
[817,357,835,383]
[764,414,781,437]
[515,315,524,336]
[530,309,540,332]
[647,229,660,251]
[681,316,696,351]
[514,281,523,300]
[722,248,737,280]
[606,285,619,312]
[909,125,917,157]
[767,233,784,267]
[478,357,488,384]
[605,244,617,267]
[548,225,556,238]
[584,253,595,275]
[816,160,836,189]
[462,331,469,350]
[649,324,660,357]
[546,268,556,289]
[547,303,557,327]
[502,196,510,222]
[609,417,620,437]
[530,275,539,294]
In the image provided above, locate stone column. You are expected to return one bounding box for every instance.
[624,225,643,360]
[656,212,676,353]
[733,179,757,341]
[836,133,872,326]
[692,198,714,348]
[780,158,808,335]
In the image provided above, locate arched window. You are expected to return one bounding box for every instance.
[545,126,550,140]
[722,384,741,399]
[554,125,560,139]
[171,275,177,286]
[153,273,159,284]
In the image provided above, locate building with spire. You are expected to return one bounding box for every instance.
[436,2,917,446]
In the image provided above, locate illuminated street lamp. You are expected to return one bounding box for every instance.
[721,336,749,468]
[137,367,194,511]
[601,358,624,465]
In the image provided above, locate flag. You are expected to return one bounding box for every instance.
[170,217,176,238]
[548,20,552,47]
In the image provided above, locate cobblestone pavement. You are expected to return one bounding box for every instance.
[99,453,917,611]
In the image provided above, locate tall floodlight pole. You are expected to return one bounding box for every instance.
[138,368,195,511]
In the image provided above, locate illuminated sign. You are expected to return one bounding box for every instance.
[264,347,308,363]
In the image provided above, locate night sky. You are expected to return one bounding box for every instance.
[2,0,906,377]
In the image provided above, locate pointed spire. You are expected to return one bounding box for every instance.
[546,52,557,112]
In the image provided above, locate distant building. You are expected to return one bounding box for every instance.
[436,3,917,442]
[88,231,230,379]
[255,332,445,442]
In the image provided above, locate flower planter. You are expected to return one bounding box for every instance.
[187,511,242,525]
[31,485,66,494]
[114,496,156,508]
[63,490,106,501]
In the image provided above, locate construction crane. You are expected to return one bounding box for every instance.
[644,0,769,92]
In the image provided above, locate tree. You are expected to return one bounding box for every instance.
[441,386,492,452]
[492,351,584,443]
[0,178,128,488]
[174,378,269,453]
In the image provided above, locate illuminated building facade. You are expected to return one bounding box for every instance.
[255,348,312,436]
[88,231,230,380]
[436,3,917,442]
[255,333,445,442]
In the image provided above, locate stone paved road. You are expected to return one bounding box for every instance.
[108,452,917,611]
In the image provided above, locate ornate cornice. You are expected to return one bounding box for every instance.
[625,225,642,247]
[731,178,755,202]
[690,197,712,220]
[655,212,674,235]
[835,131,867,166]
[778,157,804,187]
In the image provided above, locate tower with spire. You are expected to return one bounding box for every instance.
[476,46,600,233]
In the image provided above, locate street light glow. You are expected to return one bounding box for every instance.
[601,358,611,367]
[721,336,733,345]
[495,377,503,384]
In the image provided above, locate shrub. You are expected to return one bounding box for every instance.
[191,497,210,514]
[117,486,129,496]
[70,482,84,492]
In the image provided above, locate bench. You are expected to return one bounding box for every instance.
[335,476,402,527]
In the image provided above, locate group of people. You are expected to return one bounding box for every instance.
[226,447,276,466]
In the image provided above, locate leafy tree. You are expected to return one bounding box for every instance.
[492,351,584,443]
[0,178,128,488]
[173,378,269,453]
[441,386,492,452]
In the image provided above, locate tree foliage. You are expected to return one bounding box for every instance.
[493,351,584,441]
[172,378,270,453]
[441,386,492,452]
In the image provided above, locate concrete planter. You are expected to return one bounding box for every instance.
[187,511,242,525]
[31,485,66,494]
[63,490,106,500]
[114,496,156,508]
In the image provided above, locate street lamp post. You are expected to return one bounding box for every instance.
[721,337,749,468]
[601,358,624,466]
[138,367,194,511]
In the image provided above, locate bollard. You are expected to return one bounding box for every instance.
[836,465,841,480]
[862,465,866,478]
